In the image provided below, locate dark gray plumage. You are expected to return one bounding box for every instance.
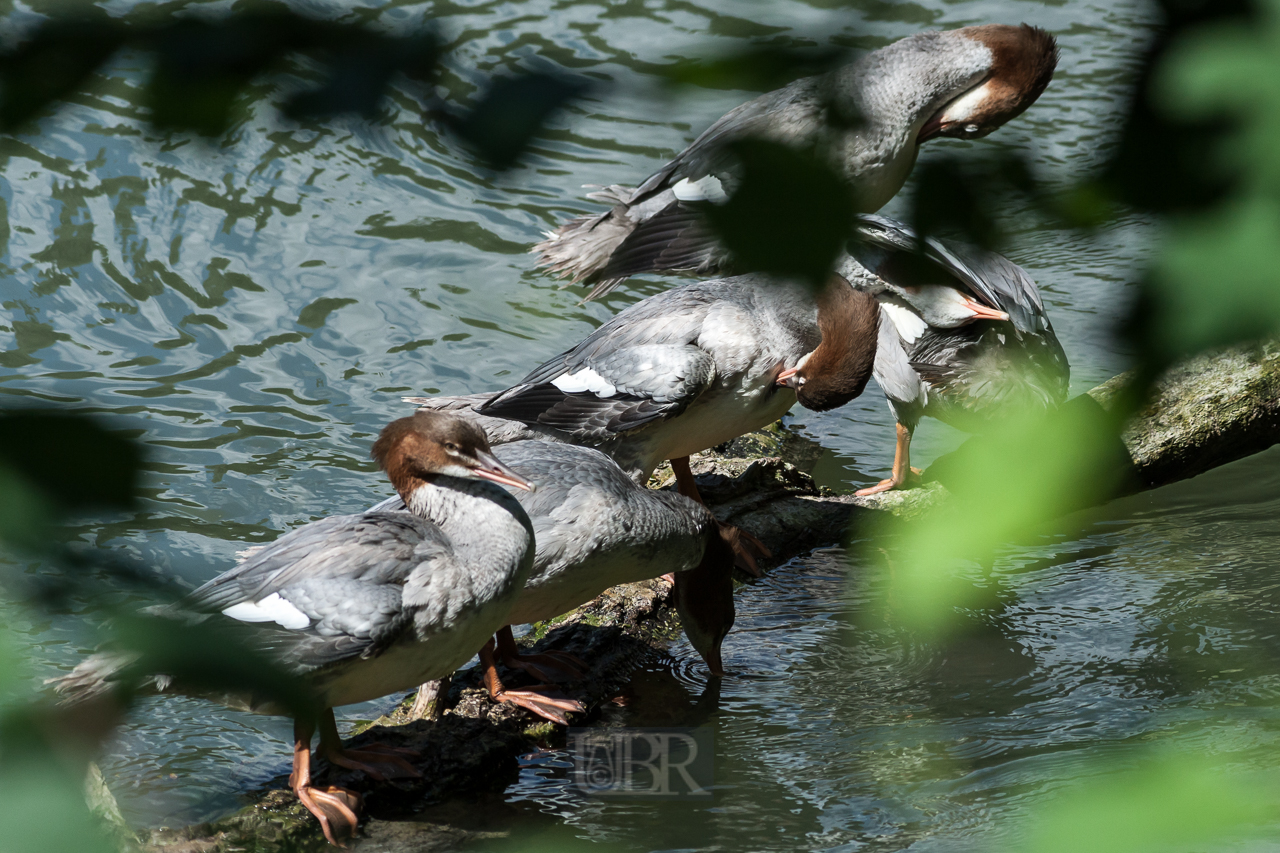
[840,215,1069,493]
[473,275,823,480]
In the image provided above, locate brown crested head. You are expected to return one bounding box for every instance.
[372,411,534,498]
[782,276,880,412]
[919,24,1057,143]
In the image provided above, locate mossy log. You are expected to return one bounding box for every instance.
[135,343,1280,852]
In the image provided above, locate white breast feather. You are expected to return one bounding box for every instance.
[223,593,311,630]
[671,175,727,203]
[881,302,928,344]
[552,367,617,398]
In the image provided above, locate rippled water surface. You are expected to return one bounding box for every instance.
[10,0,1277,848]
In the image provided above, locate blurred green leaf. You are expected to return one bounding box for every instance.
[0,462,55,549]
[873,395,1135,636]
[1021,750,1276,853]
[658,45,844,93]
[0,19,126,130]
[704,139,854,286]
[1100,0,1251,214]
[911,157,1002,249]
[449,72,588,169]
[285,32,440,120]
[112,611,321,723]
[0,755,117,853]
[0,411,141,514]
[147,16,296,135]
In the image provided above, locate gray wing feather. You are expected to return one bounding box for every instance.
[186,512,453,669]
[480,287,719,439]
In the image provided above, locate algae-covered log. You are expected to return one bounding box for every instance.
[136,344,1280,852]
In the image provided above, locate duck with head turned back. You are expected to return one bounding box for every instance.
[408,272,882,575]
[837,214,1070,494]
[53,411,536,847]
[534,24,1058,297]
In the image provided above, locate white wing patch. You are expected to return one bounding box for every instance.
[671,175,727,203]
[880,302,928,344]
[223,593,311,630]
[552,367,617,398]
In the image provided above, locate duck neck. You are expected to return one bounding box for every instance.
[797,275,880,412]
[836,32,990,140]
[401,474,534,575]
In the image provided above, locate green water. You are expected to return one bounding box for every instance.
[9,0,1275,850]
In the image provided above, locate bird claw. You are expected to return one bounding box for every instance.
[495,686,585,725]
[855,467,922,497]
[296,784,362,847]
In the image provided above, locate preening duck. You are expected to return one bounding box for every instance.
[381,441,737,724]
[54,412,536,846]
[839,215,1070,494]
[535,24,1057,297]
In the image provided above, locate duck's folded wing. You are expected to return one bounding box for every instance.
[185,512,452,668]
[587,79,827,294]
[849,215,1007,312]
[479,343,717,442]
[941,242,1052,336]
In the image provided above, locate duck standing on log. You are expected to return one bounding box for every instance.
[535,24,1057,297]
[408,272,883,572]
[841,215,1070,494]
[52,412,536,846]
[380,441,738,724]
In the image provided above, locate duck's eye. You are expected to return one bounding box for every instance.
[798,378,807,386]
[445,442,458,452]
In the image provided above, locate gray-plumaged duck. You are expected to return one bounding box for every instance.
[407,273,882,571]
[53,412,536,846]
[535,24,1057,297]
[839,215,1070,494]
[381,440,737,724]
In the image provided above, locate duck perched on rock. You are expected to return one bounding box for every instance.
[381,440,738,724]
[53,412,536,845]
[408,272,882,572]
[840,215,1070,494]
[535,24,1057,297]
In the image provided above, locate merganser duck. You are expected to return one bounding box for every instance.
[535,24,1057,297]
[838,215,1069,494]
[380,441,737,724]
[54,412,536,846]
[409,273,881,572]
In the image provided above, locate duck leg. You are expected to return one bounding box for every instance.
[291,717,362,847]
[317,708,420,781]
[481,637,584,725]
[671,456,769,577]
[855,423,923,496]
[496,625,587,683]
